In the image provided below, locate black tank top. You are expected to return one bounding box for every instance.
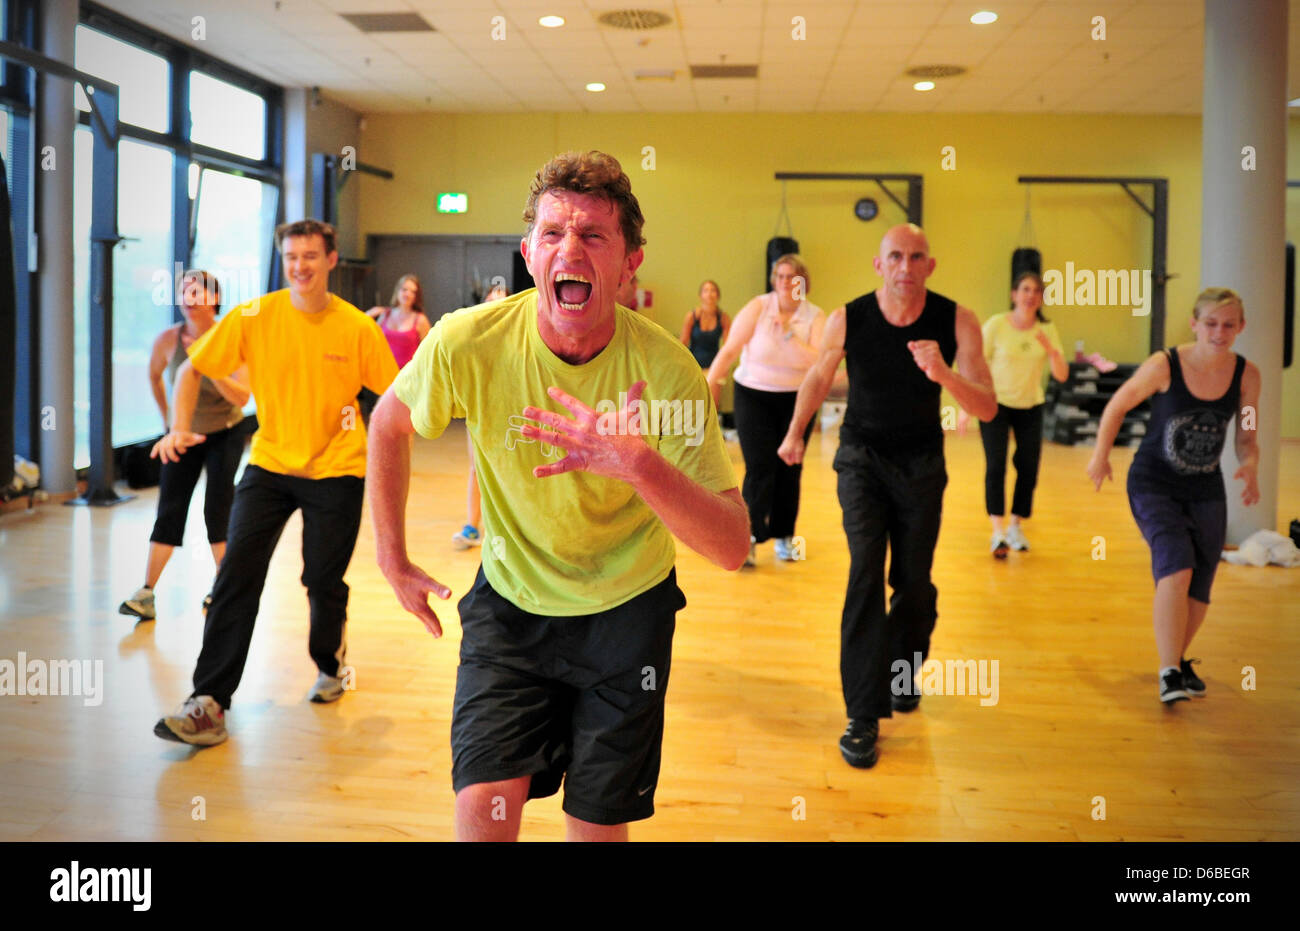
[1127,348,1245,501]
[840,289,958,455]
[689,311,723,368]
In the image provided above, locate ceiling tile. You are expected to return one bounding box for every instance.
[86,0,1239,115]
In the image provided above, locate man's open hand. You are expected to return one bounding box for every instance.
[521,381,652,483]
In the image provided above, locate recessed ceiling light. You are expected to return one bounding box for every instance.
[970,11,998,25]
[913,80,935,91]
[539,15,564,28]
[586,82,606,92]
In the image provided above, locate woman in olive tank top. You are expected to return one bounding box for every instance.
[1086,289,1262,705]
[119,270,251,622]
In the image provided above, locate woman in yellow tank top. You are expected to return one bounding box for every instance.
[959,271,1067,557]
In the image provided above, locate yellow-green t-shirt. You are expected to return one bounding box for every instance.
[982,313,1064,409]
[393,288,737,616]
[188,289,398,479]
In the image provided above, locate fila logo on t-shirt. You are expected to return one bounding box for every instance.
[323,352,349,363]
[504,414,562,460]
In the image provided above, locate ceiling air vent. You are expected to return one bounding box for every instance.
[341,12,435,33]
[690,64,758,79]
[597,9,673,30]
[904,65,967,79]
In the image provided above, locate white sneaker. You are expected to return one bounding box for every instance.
[1005,524,1030,551]
[774,537,795,561]
[743,536,757,567]
[990,534,1009,559]
[451,524,482,550]
[154,695,227,746]
[309,671,346,704]
[119,586,155,620]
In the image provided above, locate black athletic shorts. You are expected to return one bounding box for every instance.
[451,566,685,826]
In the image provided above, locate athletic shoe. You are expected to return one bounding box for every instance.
[119,587,155,621]
[309,671,346,704]
[839,718,879,768]
[1159,668,1189,704]
[722,428,739,443]
[1005,524,1030,552]
[774,537,795,561]
[743,536,757,568]
[1180,657,1206,697]
[892,692,921,713]
[452,524,482,550]
[990,534,1009,559]
[154,695,227,746]
[202,592,213,614]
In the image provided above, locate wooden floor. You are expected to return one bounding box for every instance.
[1,424,1298,842]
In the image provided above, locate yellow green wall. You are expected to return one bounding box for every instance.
[358,112,1300,436]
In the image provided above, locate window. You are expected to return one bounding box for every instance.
[72,134,177,462]
[190,167,278,311]
[73,25,169,133]
[112,139,175,447]
[189,71,266,160]
[52,6,282,474]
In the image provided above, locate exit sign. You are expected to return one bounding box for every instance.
[437,192,468,214]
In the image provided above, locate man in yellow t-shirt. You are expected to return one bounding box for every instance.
[151,219,398,747]
[368,151,750,841]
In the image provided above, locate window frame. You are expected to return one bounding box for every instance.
[77,1,284,296]
[5,0,285,463]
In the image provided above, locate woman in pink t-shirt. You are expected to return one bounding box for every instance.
[706,254,825,566]
[368,274,430,368]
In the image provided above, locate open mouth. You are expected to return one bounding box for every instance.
[553,272,592,311]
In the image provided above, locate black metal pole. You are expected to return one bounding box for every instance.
[907,176,923,226]
[172,44,192,319]
[1151,179,1169,354]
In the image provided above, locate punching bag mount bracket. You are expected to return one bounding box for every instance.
[1018,175,1169,355]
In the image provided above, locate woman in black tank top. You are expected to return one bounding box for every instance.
[679,279,730,369]
[1085,289,1262,705]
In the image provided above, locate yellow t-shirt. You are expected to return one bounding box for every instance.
[188,290,398,479]
[393,289,737,616]
[982,313,1064,409]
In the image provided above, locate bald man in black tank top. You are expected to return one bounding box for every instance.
[778,224,997,768]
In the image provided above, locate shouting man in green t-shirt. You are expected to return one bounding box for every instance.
[367,151,750,841]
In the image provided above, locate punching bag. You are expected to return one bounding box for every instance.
[767,236,799,290]
[1012,247,1042,288]
[1285,242,1294,369]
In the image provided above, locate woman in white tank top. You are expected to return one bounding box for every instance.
[706,255,825,566]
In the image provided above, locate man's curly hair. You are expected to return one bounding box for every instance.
[522,151,646,253]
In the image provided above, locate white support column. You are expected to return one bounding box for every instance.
[1201,0,1288,542]
[35,0,78,492]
